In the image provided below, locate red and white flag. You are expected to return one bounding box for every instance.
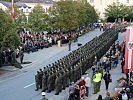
[11,0,15,22]
[125,27,133,70]
[80,85,85,99]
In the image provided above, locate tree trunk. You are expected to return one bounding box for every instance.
[130,19,132,23]
[122,17,125,22]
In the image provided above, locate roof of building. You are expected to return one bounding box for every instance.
[0,1,29,8]
[19,0,54,4]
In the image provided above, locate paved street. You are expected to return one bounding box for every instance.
[0,28,126,100]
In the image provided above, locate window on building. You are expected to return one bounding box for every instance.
[90,0,94,3]
[21,9,23,12]
[127,0,129,3]
[116,0,120,5]
[26,9,28,13]
[116,0,119,3]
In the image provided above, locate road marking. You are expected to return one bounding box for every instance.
[24,83,35,88]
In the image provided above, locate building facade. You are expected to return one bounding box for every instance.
[1,0,133,20]
[0,1,31,21]
[88,0,133,19]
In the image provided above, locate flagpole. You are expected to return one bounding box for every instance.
[11,0,15,22]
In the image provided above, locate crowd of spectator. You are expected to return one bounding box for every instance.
[18,25,93,54]
[68,40,128,100]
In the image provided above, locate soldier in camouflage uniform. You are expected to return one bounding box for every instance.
[35,71,41,91]
[42,73,47,92]
[55,73,62,95]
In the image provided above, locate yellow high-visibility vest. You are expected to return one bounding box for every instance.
[93,73,102,82]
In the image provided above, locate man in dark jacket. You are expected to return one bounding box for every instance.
[103,71,111,91]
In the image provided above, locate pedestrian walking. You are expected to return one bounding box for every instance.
[103,71,111,91]
[41,92,48,100]
[84,74,91,97]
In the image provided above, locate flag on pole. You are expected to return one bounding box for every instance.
[125,27,133,70]
[11,0,15,22]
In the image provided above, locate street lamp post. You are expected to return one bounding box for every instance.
[77,43,82,76]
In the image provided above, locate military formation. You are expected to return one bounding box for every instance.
[35,27,120,95]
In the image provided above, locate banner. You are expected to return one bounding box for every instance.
[125,27,133,70]
[11,0,15,22]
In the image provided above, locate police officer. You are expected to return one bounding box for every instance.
[93,70,102,94]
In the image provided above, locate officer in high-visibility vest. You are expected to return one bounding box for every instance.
[93,70,102,94]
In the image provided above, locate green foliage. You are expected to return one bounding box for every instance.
[0,9,21,48]
[105,3,128,21]
[2,31,21,48]
[48,0,78,31]
[14,5,27,29]
[48,0,98,31]
[28,4,50,32]
[7,4,27,29]
[127,6,133,22]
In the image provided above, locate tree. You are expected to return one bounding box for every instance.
[28,4,50,32]
[118,4,128,21]
[0,9,21,49]
[105,3,128,22]
[6,4,27,29]
[83,0,98,24]
[2,31,20,49]
[49,0,79,31]
[48,0,98,31]
[127,6,133,22]
[14,5,27,29]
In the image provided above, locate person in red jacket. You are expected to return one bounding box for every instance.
[79,77,86,88]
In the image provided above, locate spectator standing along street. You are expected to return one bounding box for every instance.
[103,92,112,100]
[85,74,91,97]
[68,82,75,100]
[103,71,111,91]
